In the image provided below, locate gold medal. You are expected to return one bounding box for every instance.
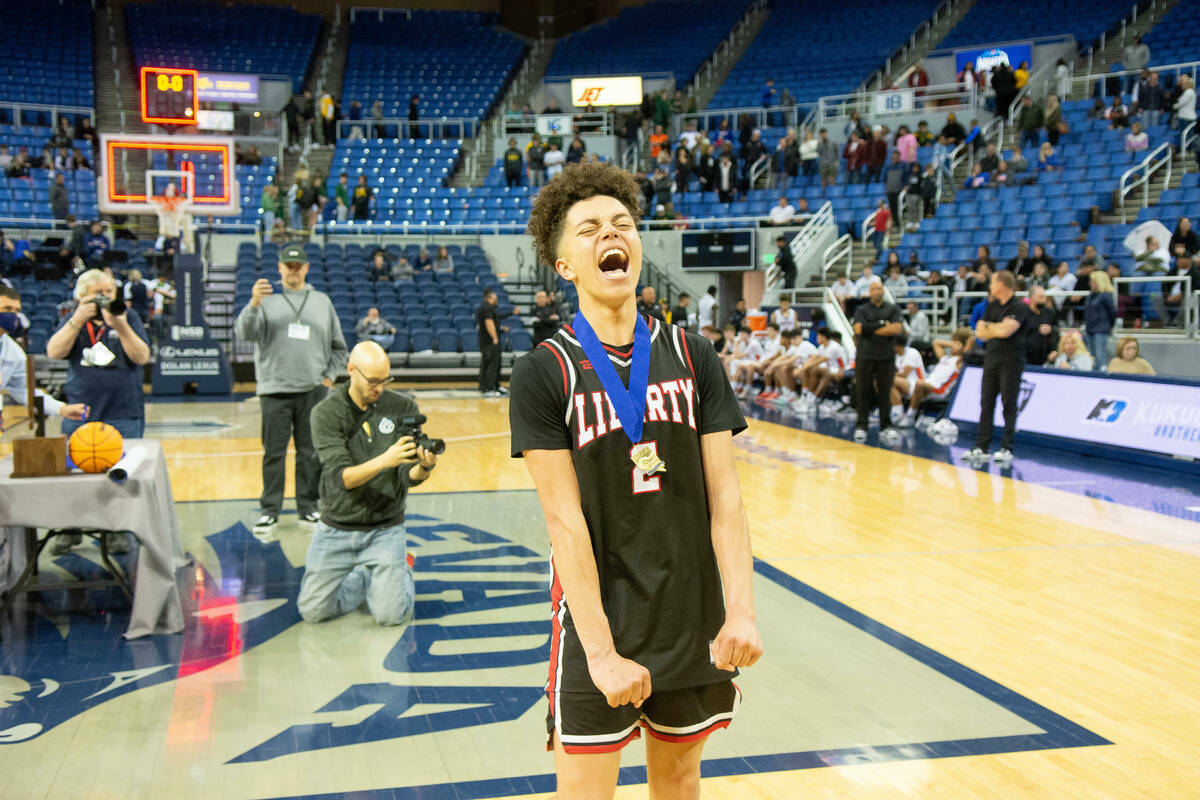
[631,443,666,475]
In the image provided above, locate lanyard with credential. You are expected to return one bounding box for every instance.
[281,289,310,322]
[85,321,106,346]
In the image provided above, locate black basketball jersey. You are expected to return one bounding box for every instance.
[510,315,746,694]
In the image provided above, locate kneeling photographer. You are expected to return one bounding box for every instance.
[299,341,442,626]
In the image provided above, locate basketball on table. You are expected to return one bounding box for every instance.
[69,422,124,473]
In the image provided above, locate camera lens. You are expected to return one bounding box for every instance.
[420,434,446,455]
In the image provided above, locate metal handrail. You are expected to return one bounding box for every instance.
[748,153,771,189]
[338,118,477,140]
[821,233,852,280]
[861,209,879,244]
[0,102,95,132]
[672,104,817,140]
[816,82,979,127]
[1068,59,1200,101]
[501,111,613,137]
[1182,121,1197,175]
[1118,141,1172,221]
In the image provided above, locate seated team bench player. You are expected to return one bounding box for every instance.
[510,161,763,800]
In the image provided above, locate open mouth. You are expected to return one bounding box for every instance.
[598,247,629,277]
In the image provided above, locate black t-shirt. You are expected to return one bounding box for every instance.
[637,300,665,322]
[503,147,523,174]
[476,301,499,347]
[852,300,902,361]
[509,317,746,694]
[982,295,1032,365]
[532,304,560,344]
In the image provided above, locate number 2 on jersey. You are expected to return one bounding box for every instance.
[630,441,663,495]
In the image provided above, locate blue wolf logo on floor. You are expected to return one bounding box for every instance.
[0,513,551,755]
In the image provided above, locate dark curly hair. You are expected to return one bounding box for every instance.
[527,161,643,266]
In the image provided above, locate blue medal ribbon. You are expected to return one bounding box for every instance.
[572,311,651,445]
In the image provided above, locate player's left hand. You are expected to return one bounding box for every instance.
[60,403,87,421]
[710,615,762,671]
[416,446,437,470]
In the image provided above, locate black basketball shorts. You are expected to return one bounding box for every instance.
[547,680,741,754]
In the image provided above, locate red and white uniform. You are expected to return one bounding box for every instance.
[821,341,848,376]
[894,346,925,384]
[925,354,962,394]
[728,337,764,377]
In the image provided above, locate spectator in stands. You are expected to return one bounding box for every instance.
[895,328,970,427]
[529,290,562,345]
[319,92,336,147]
[716,153,737,202]
[1029,260,1051,289]
[356,308,396,351]
[816,128,839,187]
[284,95,302,151]
[1043,94,1066,146]
[1049,260,1077,307]
[543,142,566,181]
[795,130,818,178]
[50,173,69,220]
[1037,142,1062,170]
[991,160,1011,185]
[1107,337,1155,374]
[892,124,915,166]
[1024,286,1059,365]
[75,117,97,151]
[957,61,982,94]
[330,173,349,223]
[1053,57,1071,100]
[1122,35,1150,96]
[1052,330,1094,371]
[964,162,990,189]
[393,257,413,280]
[639,93,655,138]
[843,131,866,184]
[52,146,72,172]
[884,152,906,228]
[347,100,363,139]
[522,135,545,188]
[370,100,384,139]
[679,121,703,153]
[913,121,932,147]
[762,77,777,111]
[864,128,887,183]
[822,272,850,314]
[369,251,393,283]
[1125,121,1150,156]
[776,131,799,187]
[270,219,288,242]
[978,142,1000,174]
[694,140,715,195]
[69,147,89,171]
[476,288,505,397]
[1135,235,1169,273]
[1008,146,1029,173]
[36,146,54,171]
[1139,72,1165,128]
[352,175,372,221]
[1170,217,1199,255]
[940,114,966,147]
[673,145,693,193]
[650,168,671,209]
[870,201,890,255]
[1084,270,1117,366]
[84,221,109,269]
[769,197,796,227]
[906,300,930,344]
[1106,95,1130,129]
[299,90,317,148]
[413,248,431,272]
[433,246,454,274]
[992,63,1018,120]
[566,134,587,165]
[908,61,930,106]
[1172,76,1197,131]
[740,129,767,182]
[630,285,662,324]
[774,235,797,288]
[304,176,325,229]
[884,261,908,301]
[1159,255,1198,324]
[1014,96,1043,150]
[49,118,72,150]
[1029,244,1051,272]
[260,183,280,231]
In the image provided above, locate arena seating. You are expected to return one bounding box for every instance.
[231,242,523,356]
[545,0,752,88]
[899,100,1165,274]
[126,3,321,93]
[342,11,525,121]
[710,0,938,108]
[938,0,1133,49]
[0,0,93,108]
[146,149,276,227]
[0,121,99,221]
[1141,0,1200,67]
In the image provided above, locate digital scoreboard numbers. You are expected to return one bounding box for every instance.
[140,67,198,125]
[681,230,755,271]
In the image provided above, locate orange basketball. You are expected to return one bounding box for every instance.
[69,421,124,474]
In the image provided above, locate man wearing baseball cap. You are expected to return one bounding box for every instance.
[235,242,348,533]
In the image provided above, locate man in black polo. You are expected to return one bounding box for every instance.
[636,285,664,321]
[852,279,904,444]
[965,270,1030,464]
[477,288,504,397]
[775,235,797,289]
[1024,286,1058,366]
[299,341,438,625]
[531,289,561,345]
[671,292,692,330]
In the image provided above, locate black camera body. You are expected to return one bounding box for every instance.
[396,414,445,455]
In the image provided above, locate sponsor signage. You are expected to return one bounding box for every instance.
[196,109,235,131]
[948,366,1200,461]
[954,42,1033,74]
[197,72,260,103]
[569,75,643,107]
[151,253,232,394]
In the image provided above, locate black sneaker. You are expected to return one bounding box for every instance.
[253,515,278,533]
[299,511,320,524]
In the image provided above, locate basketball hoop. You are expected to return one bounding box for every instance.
[152,188,194,251]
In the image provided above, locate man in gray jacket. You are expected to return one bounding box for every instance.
[235,242,348,532]
[816,127,840,187]
[1122,35,1150,95]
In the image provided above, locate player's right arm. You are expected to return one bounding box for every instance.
[523,450,651,709]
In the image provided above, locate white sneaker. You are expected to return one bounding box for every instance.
[992,448,1014,464]
[895,412,916,428]
[853,428,868,443]
[253,515,278,533]
[962,448,990,462]
[879,428,901,446]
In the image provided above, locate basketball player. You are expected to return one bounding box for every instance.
[732,323,781,398]
[770,330,818,405]
[725,325,763,395]
[895,328,971,427]
[511,161,762,800]
[755,328,796,400]
[795,328,848,409]
[889,338,926,421]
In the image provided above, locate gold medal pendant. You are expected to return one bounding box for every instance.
[631,443,666,475]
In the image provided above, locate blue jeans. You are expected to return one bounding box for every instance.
[61,416,144,441]
[1020,128,1041,150]
[871,230,885,253]
[298,521,415,626]
[1085,332,1110,369]
[367,333,395,350]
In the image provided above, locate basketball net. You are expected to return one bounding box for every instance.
[152,194,194,247]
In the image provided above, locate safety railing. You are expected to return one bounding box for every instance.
[1068,59,1200,102]
[1182,121,1197,175]
[500,112,612,137]
[1117,141,1172,221]
[337,118,477,141]
[672,104,817,142]
[0,102,94,131]
[822,233,853,280]
[887,283,951,322]
[747,153,771,189]
[948,275,1196,337]
[689,0,768,100]
[816,82,980,129]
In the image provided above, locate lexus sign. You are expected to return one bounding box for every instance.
[569,76,643,107]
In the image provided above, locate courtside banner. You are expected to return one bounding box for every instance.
[948,366,1200,461]
[570,76,642,107]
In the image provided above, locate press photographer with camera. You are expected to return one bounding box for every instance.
[298,341,442,626]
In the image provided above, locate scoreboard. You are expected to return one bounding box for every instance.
[140,67,198,125]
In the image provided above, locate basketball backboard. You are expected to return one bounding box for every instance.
[97,132,240,216]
